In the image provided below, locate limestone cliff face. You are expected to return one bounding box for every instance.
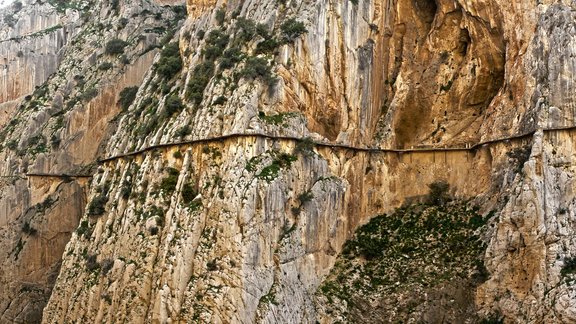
[0,0,186,322]
[0,0,572,323]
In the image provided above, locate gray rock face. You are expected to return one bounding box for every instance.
[0,0,186,322]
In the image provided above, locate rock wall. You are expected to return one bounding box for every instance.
[42,0,576,322]
[0,0,572,322]
[0,0,187,322]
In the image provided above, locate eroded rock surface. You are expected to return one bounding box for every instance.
[0,0,574,322]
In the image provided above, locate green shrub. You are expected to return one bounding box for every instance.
[181,182,197,204]
[120,179,132,199]
[85,254,100,271]
[219,47,243,69]
[22,221,37,235]
[207,259,218,271]
[6,140,17,150]
[105,39,129,55]
[186,61,215,104]
[255,38,280,54]
[295,137,315,155]
[3,14,16,28]
[256,153,297,182]
[175,125,191,138]
[256,23,270,38]
[118,86,138,110]
[156,42,182,79]
[81,87,99,101]
[203,30,229,61]
[196,29,205,40]
[235,17,256,43]
[98,62,113,70]
[87,195,108,216]
[280,18,307,42]
[297,190,314,204]
[76,220,91,237]
[164,95,184,116]
[12,1,23,11]
[159,167,180,196]
[562,257,576,277]
[101,259,114,275]
[120,54,130,64]
[118,17,128,28]
[111,0,119,11]
[239,57,275,84]
[213,96,227,105]
[479,313,504,324]
[215,8,226,25]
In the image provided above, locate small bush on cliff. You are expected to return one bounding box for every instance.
[181,182,197,205]
[98,62,113,71]
[163,95,184,116]
[238,57,275,85]
[294,137,316,156]
[280,18,307,43]
[219,47,243,70]
[22,221,37,235]
[215,8,226,26]
[87,195,108,216]
[235,17,256,43]
[118,86,138,110]
[105,39,129,55]
[186,61,215,105]
[297,190,314,204]
[255,37,280,55]
[81,87,99,102]
[85,254,100,272]
[101,258,114,275]
[203,30,230,61]
[158,167,180,197]
[156,42,182,79]
[561,257,576,277]
[76,220,91,237]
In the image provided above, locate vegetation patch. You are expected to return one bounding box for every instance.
[187,61,215,105]
[562,257,576,277]
[118,86,138,110]
[156,42,183,80]
[255,152,297,182]
[158,167,180,197]
[239,57,275,85]
[87,195,108,216]
[105,39,129,55]
[76,220,92,238]
[21,221,37,235]
[203,30,230,61]
[280,18,307,43]
[258,111,297,126]
[163,95,184,117]
[318,185,494,322]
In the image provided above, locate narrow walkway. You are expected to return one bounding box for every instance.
[2,125,574,180]
[26,173,93,178]
[99,125,576,163]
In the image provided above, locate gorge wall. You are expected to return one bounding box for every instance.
[0,0,574,322]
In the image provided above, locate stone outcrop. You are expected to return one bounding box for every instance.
[0,0,186,322]
[0,0,574,322]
